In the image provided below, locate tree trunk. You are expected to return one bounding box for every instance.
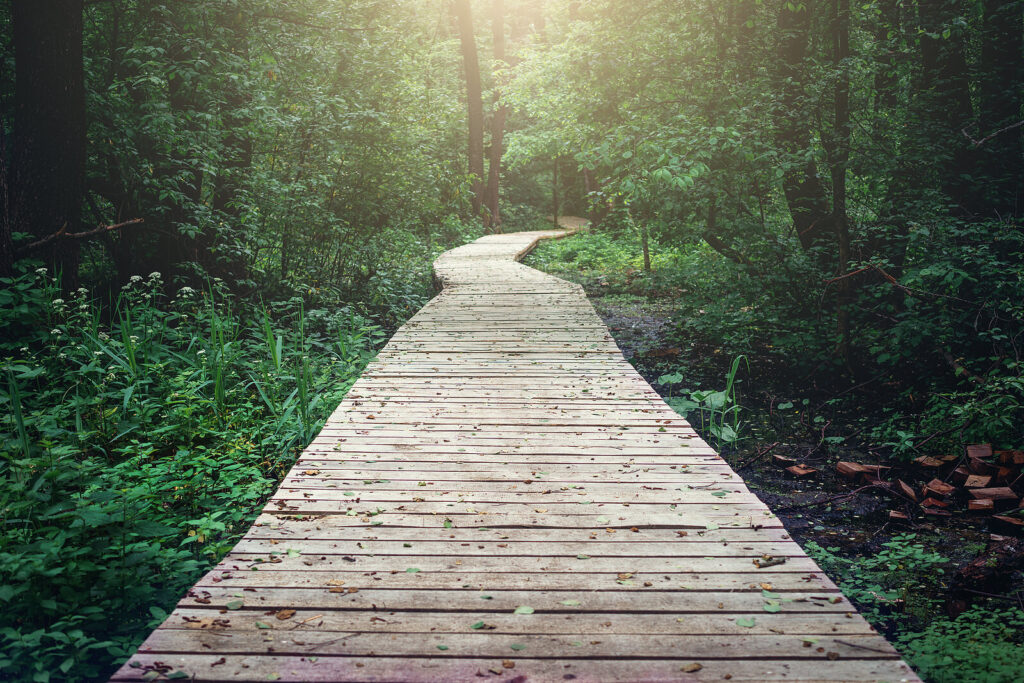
[918,0,975,213]
[831,0,853,367]
[774,2,833,256]
[977,0,1023,217]
[552,157,560,226]
[9,0,86,284]
[454,0,485,216]
[484,0,507,231]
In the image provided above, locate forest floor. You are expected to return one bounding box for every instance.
[594,293,993,572]
[523,241,1024,681]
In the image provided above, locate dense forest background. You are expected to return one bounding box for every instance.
[0,1,1022,681]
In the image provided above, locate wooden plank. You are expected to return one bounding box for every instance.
[113,655,918,682]
[113,225,918,682]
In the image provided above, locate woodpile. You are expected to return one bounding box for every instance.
[837,444,1023,531]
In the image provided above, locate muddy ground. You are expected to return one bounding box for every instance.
[586,290,1022,617]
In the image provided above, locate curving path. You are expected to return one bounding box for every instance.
[114,224,919,682]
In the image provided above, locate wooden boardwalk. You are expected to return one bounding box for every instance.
[114,226,919,682]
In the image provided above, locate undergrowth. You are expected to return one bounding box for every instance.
[0,267,390,681]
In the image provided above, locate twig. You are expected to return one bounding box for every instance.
[16,218,143,256]
[737,442,781,470]
[834,639,896,654]
[290,614,324,629]
[962,120,1024,148]
[775,484,883,512]
[302,633,357,651]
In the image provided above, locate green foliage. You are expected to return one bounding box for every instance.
[805,534,948,630]
[0,266,385,681]
[658,355,748,447]
[897,607,1024,683]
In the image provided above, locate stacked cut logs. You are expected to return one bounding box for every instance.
[836,444,1024,532]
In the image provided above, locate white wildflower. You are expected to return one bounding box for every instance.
[148,271,162,279]
[130,275,142,283]
[35,267,48,275]
[52,299,65,306]
[93,351,103,356]
[50,328,62,336]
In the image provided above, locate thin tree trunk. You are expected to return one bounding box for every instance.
[552,157,559,226]
[918,0,975,213]
[484,0,507,231]
[454,0,485,216]
[978,0,1023,217]
[10,0,86,284]
[831,0,853,367]
[774,2,833,256]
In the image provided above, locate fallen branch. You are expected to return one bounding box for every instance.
[775,484,885,512]
[962,120,1024,148]
[736,442,781,471]
[16,218,143,256]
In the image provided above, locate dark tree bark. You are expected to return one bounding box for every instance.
[917,0,975,212]
[774,2,833,255]
[872,0,901,113]
[8,1,86,283]
[454,0,485,215]
[977,0,1023,217]
[831,0,853,365]
[484,0,507,231]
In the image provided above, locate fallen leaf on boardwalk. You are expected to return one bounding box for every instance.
[711,491,727,497]
[762,602,782,613]
[510,644,526,651]
[676,531,688,537]
[576,554,590,560]
[559,600,581,606]
[480,595,493,600]
[437,645,449,651]
[275,609,296,620]
[329,587,346,593]
[502,660,515,669]
[736,617,756,628]
[286,548,300,557]
[681,663,703,673]
[471,621,496,630]
[255,622,272,629]
[617,573,633,580]
[534,508,547,513]
[513,605,535,614]
[225,600,243,610]
[753,555,787,569]
[406,567,421,573]
[327,580,346,586]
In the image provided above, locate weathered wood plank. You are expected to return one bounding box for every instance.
[112,226,919,682]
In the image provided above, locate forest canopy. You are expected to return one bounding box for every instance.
[0,1,1022,681]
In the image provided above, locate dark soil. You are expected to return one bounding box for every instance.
[587,290,1022,613]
